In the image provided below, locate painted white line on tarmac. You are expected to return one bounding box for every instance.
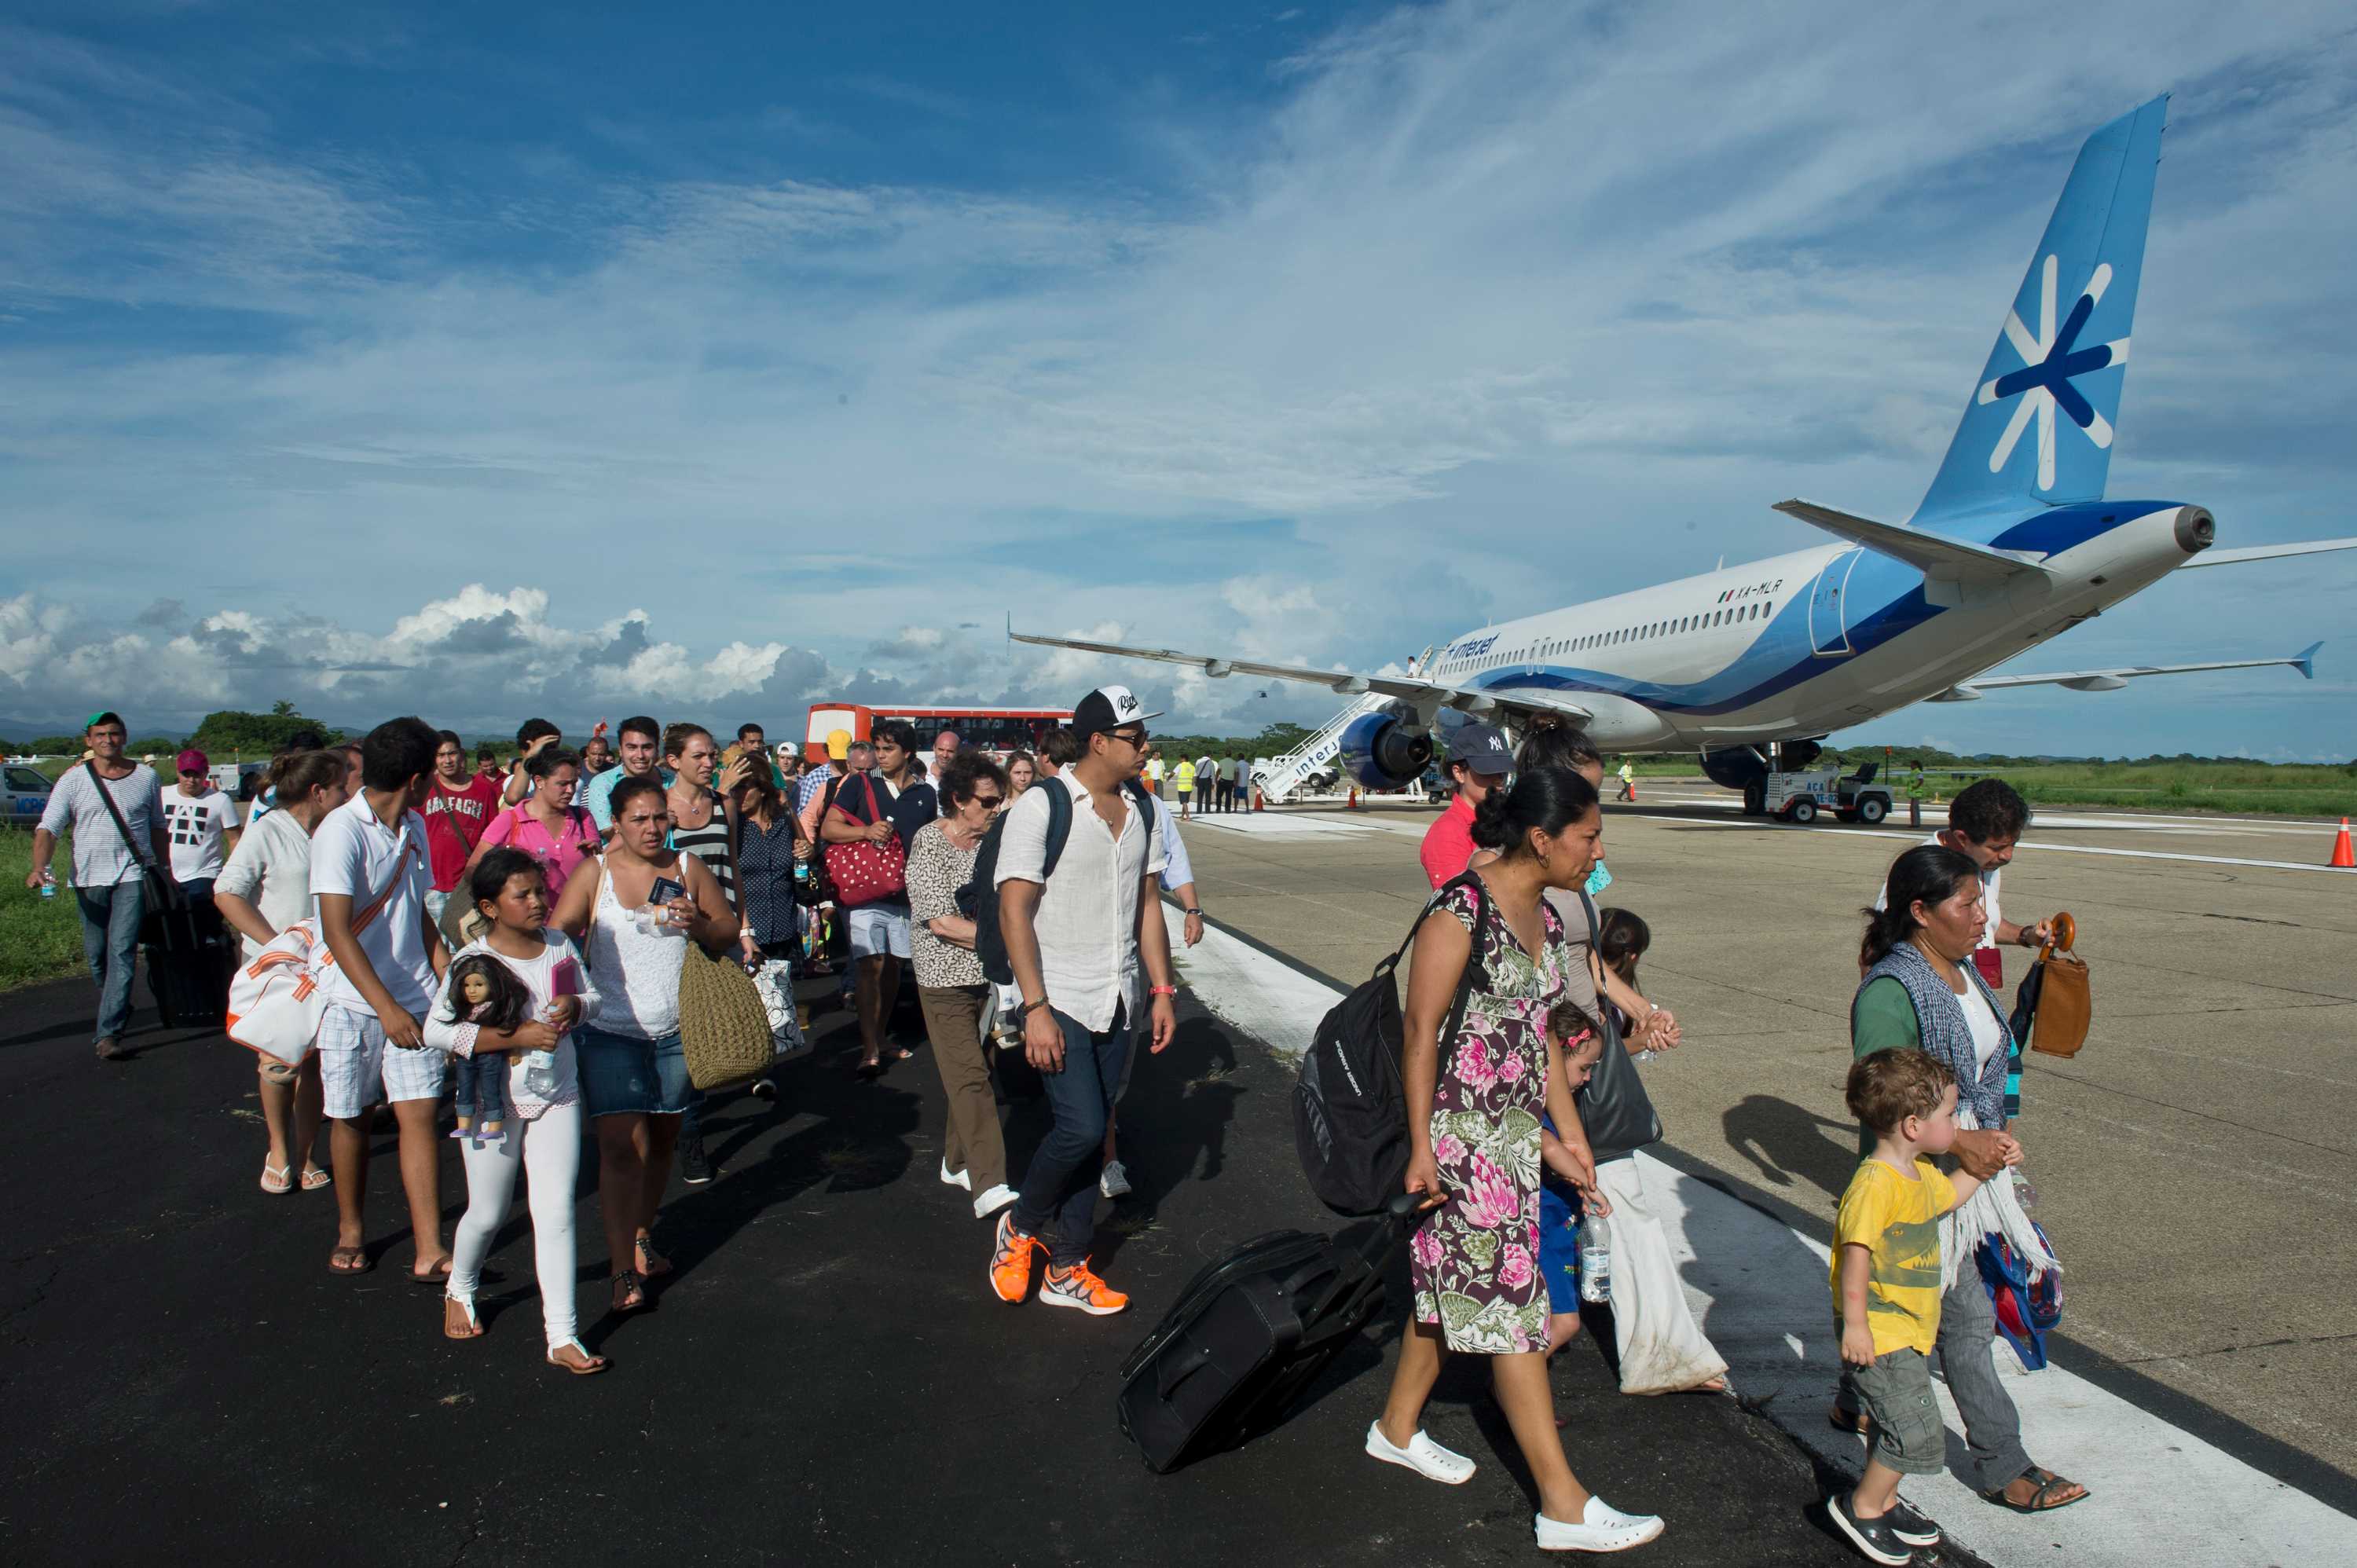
[1184,925,2357,1568]
[1626,811,2357,874]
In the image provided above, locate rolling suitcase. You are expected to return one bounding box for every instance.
[1116,1193,1425,1473]
[143,896,232,1031]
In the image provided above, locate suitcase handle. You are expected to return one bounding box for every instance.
[1156,1341,1218,1400]
[1303,1193,1434,1322]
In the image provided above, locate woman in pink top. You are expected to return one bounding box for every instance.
[463,746,601,907]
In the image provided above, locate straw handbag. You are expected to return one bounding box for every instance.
[676,935,774,1090]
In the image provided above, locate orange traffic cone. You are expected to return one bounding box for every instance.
[2331,818,2355,869]
[1348,786,1359,811]
[1252,786,1263,812]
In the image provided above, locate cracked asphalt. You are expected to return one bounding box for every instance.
[0,965,1967,1566]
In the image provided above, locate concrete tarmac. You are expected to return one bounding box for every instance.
[1169,784,2357,1504]
[0,961,1927,1566]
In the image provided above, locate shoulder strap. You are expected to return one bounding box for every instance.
[347,833,421,940]
[1039,780,1077,879]
[83,761,155,873]
[433,782,485,853]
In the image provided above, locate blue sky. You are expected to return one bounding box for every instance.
[2,0,2352,758]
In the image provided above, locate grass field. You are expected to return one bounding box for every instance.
[1625,757,2355,817]
[1,829,90,995]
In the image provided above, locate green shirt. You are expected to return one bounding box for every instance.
[1852,975,1921,1156]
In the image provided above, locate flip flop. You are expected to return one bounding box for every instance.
[409,1256,455,1287]
[260,1163,293,1196]
[328,1244,372,1275]
[299,1167,332,1191]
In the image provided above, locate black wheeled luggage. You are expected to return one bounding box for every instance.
[142,897,232,1030]
[1116,1193,1426,1473]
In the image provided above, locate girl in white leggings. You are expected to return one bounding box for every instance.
[423,848,608,1376]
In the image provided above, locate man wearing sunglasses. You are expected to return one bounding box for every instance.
[988,685,1180,1317]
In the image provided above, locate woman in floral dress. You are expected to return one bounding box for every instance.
[1366,767,1667,1555]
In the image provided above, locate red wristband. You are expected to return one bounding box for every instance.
[1149,984,1178,997]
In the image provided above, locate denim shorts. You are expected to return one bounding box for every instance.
[1537,1181,1582,1313]
[574,1024,697,1118]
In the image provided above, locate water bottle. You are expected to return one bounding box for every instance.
[40,867,57,900]
[1578,1218,1612,1303]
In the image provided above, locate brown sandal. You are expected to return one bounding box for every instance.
[444,1297,485,1339]
[1986,1466,2088,1513]
[328,1244,372,1275]
[546,1339,609,1376]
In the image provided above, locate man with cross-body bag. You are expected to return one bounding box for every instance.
[29,710,177,1061]
[313,717,454,1280]
[422,729,500,932]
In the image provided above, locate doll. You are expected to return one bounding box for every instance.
[442,953,531,1141]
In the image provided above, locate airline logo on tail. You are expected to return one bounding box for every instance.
[1978,254,2133,490]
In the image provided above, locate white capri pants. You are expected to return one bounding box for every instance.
[448,1098,584,1348]
[1596,1153,1731,1394]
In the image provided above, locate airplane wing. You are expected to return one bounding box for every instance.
[1006,628,1593,723]
[1773,500,2048,584]
[1928,643,2320,700]
[2178,537,2357,570]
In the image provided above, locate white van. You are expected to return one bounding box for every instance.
[4,764,54,826]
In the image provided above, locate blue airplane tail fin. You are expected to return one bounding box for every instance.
[1913,96,2168,522]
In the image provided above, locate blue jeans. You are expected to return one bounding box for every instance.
[74,880,147,1044]
[1013,1005,1130,1266]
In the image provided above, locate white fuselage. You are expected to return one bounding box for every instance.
[1419,504,2203,751]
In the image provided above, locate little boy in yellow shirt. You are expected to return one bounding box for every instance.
[1827,1048,2021,1564]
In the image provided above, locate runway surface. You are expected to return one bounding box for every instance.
[1168,786,2357,1543]
[2,965,1906,1566]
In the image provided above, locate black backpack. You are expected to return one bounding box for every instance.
[1294,873,1490,1217]
[966,778,1158,987]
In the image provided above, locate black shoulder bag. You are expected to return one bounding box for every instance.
[1571,888,1663,1163]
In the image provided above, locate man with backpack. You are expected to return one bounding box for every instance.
[984,687,1179,1317]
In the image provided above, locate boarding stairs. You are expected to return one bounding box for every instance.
[1253,647,1433,804]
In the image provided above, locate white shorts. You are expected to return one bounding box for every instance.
[848,903,912,960]
[317,1003,448,1119]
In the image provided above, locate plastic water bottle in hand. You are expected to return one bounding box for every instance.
[1578,1218,1612,1304]
[40,868,57,900]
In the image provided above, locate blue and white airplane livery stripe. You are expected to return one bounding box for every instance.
[1013,94,2355,802]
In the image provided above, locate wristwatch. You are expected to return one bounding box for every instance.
[1182,907,1203,918]
[1012,997,1049,1023]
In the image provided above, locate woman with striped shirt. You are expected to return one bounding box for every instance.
[662,724,752,1183]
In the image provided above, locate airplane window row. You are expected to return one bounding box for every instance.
[1449,599,1772,673]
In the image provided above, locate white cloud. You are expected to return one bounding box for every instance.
[2,2,2353,758]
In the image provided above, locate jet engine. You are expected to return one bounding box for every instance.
[1698,739,1822,791]
[1338,709,1435,790]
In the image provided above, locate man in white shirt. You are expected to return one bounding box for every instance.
[27,710,175,1060]
[158,747,240,903]
[312,716,453,1280]
[1870,777,2055,990]
[988,686,1179,1317]
[1226,753,1248,812]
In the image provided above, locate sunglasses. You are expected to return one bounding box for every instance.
[1105,729,1149,748]
[967,793,1003,810]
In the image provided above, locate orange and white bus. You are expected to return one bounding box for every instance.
[803,702,1073,764]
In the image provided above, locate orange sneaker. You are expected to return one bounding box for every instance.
[1041,1257,1128,1316]
[988,1209,1040,1303]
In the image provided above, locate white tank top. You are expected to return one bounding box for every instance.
[586,852,704,1040]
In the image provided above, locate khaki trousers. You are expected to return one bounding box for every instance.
[918,984,1004,1194]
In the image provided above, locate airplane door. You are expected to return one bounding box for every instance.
[1809,548,1861,656]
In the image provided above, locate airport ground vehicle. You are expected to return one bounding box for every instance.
[803,702,1072,764]
[4,764,53,826]
[1753,761,1893,824]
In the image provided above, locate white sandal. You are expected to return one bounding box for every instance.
[545,1338,609,1376]
[259,1162,293,1195]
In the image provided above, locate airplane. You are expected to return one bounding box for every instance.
[1014,96,2355,810]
